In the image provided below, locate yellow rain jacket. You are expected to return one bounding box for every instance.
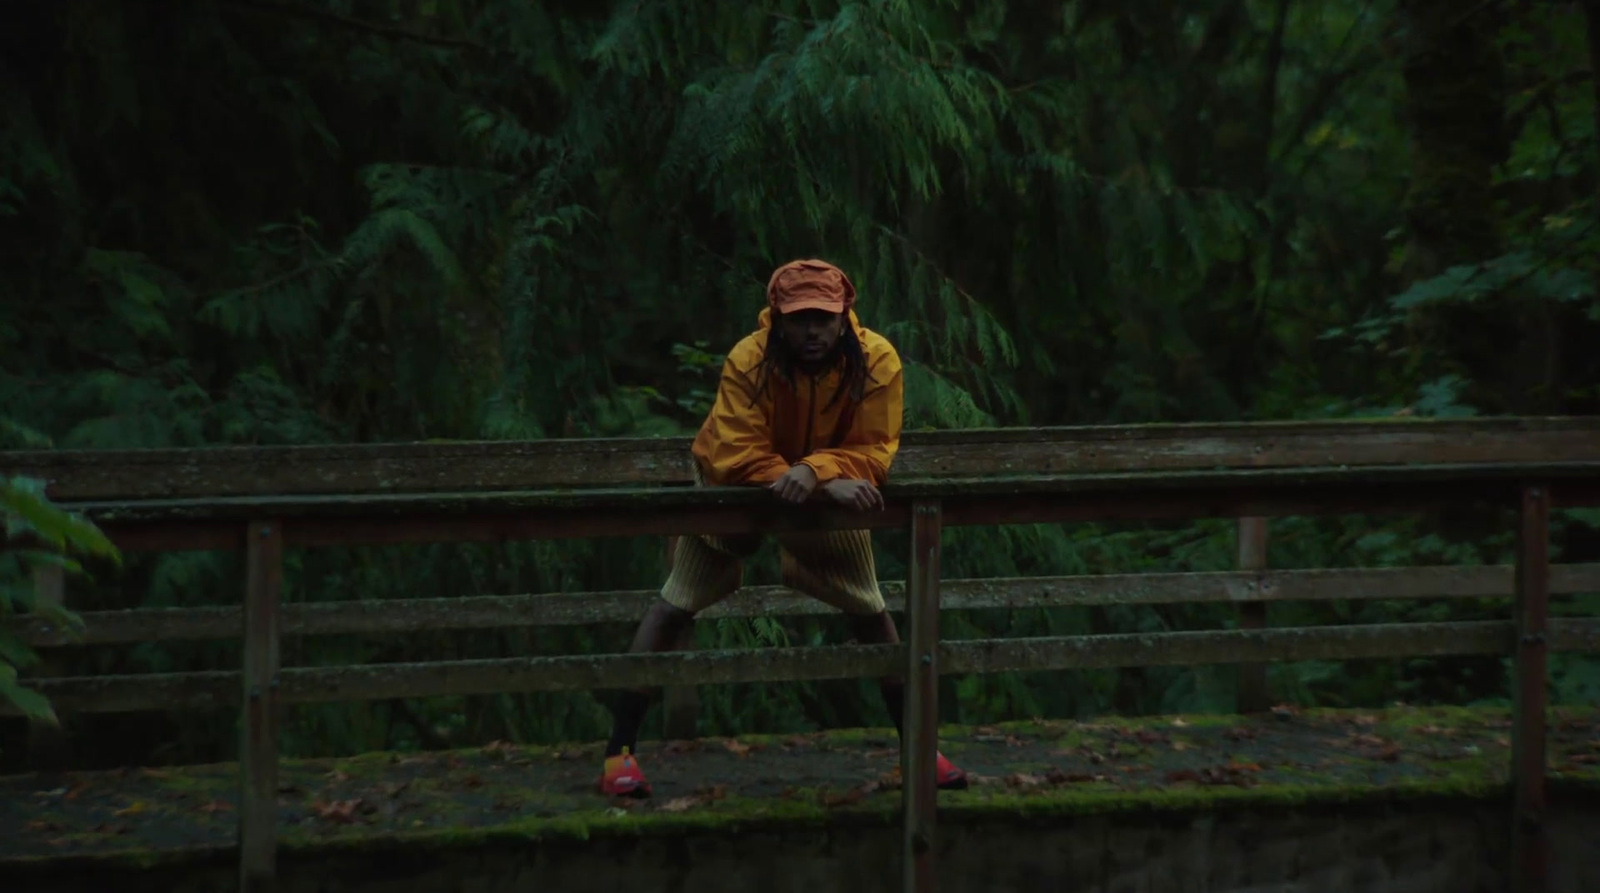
[691,308,904,486]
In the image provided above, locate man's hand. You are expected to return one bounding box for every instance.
[821,478,884,512]
[768,464,820,503]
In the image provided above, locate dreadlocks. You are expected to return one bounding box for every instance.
[752,311,870,410]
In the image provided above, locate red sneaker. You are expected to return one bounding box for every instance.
[598,747,652,798]
[935,751,968,790]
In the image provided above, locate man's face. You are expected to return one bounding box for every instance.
[777,309,846,365]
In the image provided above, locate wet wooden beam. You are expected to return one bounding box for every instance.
[903,501,941,893]
[1236,518,1270,713]
[17,619,1600,716]
[24,564,67,768]
[6,417,1598,501]
[60,461,1600,553]
[16,564,1600,647]
[1512,486,1550,893]
[239,520,283,893]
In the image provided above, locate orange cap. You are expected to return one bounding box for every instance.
[766,259,856,315]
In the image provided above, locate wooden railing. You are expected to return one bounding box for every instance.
[6,416,1600,893]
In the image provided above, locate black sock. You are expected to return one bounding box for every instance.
[605,690,651,757]
[880,681,906,740]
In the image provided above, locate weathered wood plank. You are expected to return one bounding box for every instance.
[1236,517,1269,713]
[61,462,1600,553]
[239,521,282,893]
[25,565,67,767]
[15,619,1599,716]
[903,501,941,893]
[1512,486,1551,893]
[16,564,1600,647]
[5,417,1597,501]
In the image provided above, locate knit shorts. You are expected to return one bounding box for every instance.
[659,459,887,616]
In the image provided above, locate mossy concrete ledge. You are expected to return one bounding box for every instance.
[5,706,1599,892]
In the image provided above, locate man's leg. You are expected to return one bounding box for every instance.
[603,598,697,759]
[599,530,753,796]
[778,529,967,789]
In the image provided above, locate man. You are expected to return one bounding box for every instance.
[599,258,968,797]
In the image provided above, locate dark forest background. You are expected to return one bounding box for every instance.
[2,0,1599,771]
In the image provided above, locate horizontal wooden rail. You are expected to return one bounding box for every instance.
[8,618,1597,717]
[14,564,1600,648]
[61,462,1600,552]
[6,417,1599,500]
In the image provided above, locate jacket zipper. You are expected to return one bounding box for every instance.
[802,375,816,455]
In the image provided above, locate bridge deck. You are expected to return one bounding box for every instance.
[4,706,1598,871]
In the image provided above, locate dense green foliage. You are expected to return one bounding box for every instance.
[1,0,1597,767]
[0,476,112,722]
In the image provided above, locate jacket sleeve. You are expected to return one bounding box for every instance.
[693,358,792,485]
[798,360,903,487]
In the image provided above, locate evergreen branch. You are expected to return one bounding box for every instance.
[219,0,490,52]
[218,256,342,302]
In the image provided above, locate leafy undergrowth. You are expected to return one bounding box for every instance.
[3,706,1597,866]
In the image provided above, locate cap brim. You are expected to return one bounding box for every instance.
[776,298,846,314]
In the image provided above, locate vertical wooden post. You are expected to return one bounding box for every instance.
[25,564,67,768]
[660,535,699,740]
[1512,486,1549,893]
[1236,517,1269,713]
[241,520,283,893]
[902,500,942,893]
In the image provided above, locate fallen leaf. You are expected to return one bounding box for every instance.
[1351,734,1387,748]
[1495,737,1512,748]
[822,780,881,807]
[459,774,485,789]
[1374,746,1401,763]
[966,772,1000,786]
[1351,715,1378,727]
[658,797,699,813]
[865,748,899,758]
[484,740,516,756]
[1172,741,1190,752]
[1166,769,1201,784]
[722,739,752,757]
[1170,717,1190,728]
[24,820,64,833]
[975,725,1001,736]
[139,768,171,779]
[1003,773,1047,791]
[90,823,130,836]
[199,799,232,815]
[1224,762,1263,774]
[1045,768,1094,784]
[1225,727,1258,742]
[381,781,410,798]
[311,798,364,824]
[1133,730,1166,745]
[325,770,350,783]
[114,801,148,817]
